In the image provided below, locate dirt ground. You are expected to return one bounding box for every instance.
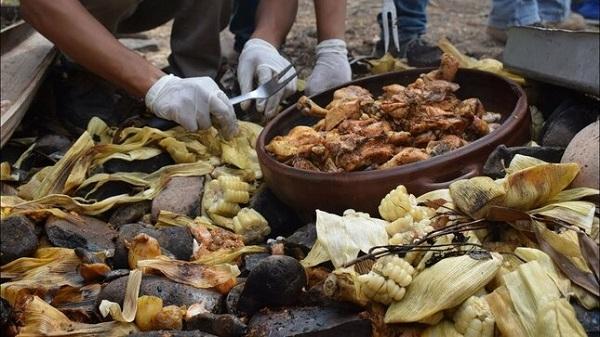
[143,0,504,79]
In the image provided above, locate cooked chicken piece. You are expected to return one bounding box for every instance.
[413,131,437,147]
[455,98,485,118]
[382,84,407,99]
[380,101,411,120]
[335,139,396,171]
[468,115,490,137]
[387,131,413,146]
[290,156,320,171]
[266,126,322,161]
[426,134,468,156]
[298,95,363,131]
[425,53,459,82]
[330,85,373,105]
[482,111,502,123]
[337,119,392,138]
[379,147,430,169]
[298,96,329,118]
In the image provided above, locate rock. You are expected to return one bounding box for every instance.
[285,223,317,259]
[108,201,151,228]
[151,176,204,220]
[225,282,244,316]
[0,215,38,265]
[98,275,223,313]
[185,313,247,337]
[113,223,194,269]
[483,144,565,179]
[246,306,371,337]
[119,37,159,52]
[45,215,116,252]
[146,117,179,130]
[241,253,271,275]
[129,331,217,337]
[238,255,307,315]
[249,184,303,237]
[562,121,599,189]
[35,134,72,155]
[573,302,600,335]
[103,152,175,174]
[0,297,11,328]
[104,269,130,282]
[540,99,598,147]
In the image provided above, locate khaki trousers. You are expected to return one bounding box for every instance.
[80,0,232,78]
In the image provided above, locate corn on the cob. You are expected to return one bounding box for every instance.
[385,253,502,323]
[232,207,270,243]
[453,296,495,337]
[422,320,463,337]
[379,185,434,232]
[358,255,414,305]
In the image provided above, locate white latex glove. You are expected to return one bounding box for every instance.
[305,39,352,96]
[237,38,297,120]
[145,74,239,139]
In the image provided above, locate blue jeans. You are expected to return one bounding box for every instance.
[489,0,572,29]
[379,0,428,43]
[229,0,259,52]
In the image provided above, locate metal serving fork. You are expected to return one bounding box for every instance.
[381,0,400,54]
[229,64,297,105]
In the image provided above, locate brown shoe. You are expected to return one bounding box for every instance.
[486,26,508,43]
[543,13,587,30]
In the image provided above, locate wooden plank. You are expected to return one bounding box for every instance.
[1,21,56,147]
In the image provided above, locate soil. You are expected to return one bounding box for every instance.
[142,0,505,79]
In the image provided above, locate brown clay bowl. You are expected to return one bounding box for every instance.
[257,68,531,217]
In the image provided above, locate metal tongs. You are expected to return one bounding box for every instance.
[229,64,297,105]
[381,0,400,54]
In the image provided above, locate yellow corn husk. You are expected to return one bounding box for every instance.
[505,155,548,175]
[16,296,138,337]
[530,201,596,233]
[137,256,240,289]
[159,137,196,163]
[535,222,591,273]
[449,176,506,219]
[99,269,142,323]
[369,53,413,75]
[503,260,562,337]
[135,295,164,331]
[86,116,113,144]
[485,286,528,337]
[301,240,330,268]
[438,37,525,84]
[96,147,164,166]
[486,252,523,290]
[572,284,600,310]
[1,248,83,306]
[192,245,267,266]
[502,163,580,211]
[534,298,587,337]
[232,207,270,243]
[126,234,162,270]
[385,253,502,323]
[422,320,463,337]
[453,296,494,337]
[514,247,571,296]
[220,121,262,179]
[323,267,370,306]
[549,187,600,203]
[0,161,16,181]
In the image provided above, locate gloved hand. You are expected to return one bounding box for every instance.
[145,74,239,139]
[237,38,297,120]
[305,39,352,96]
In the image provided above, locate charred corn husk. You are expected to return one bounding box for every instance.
[453,296,495,337]
[535,298,587,337]
[449,176,505,219]
[385,253,502,323]
[358,255,414,305]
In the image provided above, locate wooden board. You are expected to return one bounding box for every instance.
[1,21,56,147]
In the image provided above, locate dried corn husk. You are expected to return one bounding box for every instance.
[450,176,505,218]
[385,253,502,323]
[369,53,413,74]
[502,163,580,210]
[485,286,528,337]
[323,267,370,306]
[535,224,591,273]
[303,210,388,269]
[421,320,463,337]
[137,256,240,289]
[192,245,267,266]
[0,161,17,181]
[514,247,571,296]
[1,248,83,306]
[438,37,525,84]
[16,296,138,337]
[135,295,163,331]
[534,298,587,337]
[301,240,330,267]
[505,154,547,175]
[549,187,600,203]
[220,122,262,179]
[530,201,596,233]
[99,269,142,322]
[159,137,196,163]
[503,260,562,337]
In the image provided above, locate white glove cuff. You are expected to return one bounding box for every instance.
[244,38,279,52]
[315,39,348,57]
[145,74,176,110]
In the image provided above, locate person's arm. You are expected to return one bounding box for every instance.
[314,0,347,41]
[251,0,298,48]
[20,0,164,97]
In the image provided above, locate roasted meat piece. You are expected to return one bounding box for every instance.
[266,126,322,161]
[426,135,468,156]
[379,147,430,170]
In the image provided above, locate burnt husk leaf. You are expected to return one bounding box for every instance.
[578,231,600,282]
